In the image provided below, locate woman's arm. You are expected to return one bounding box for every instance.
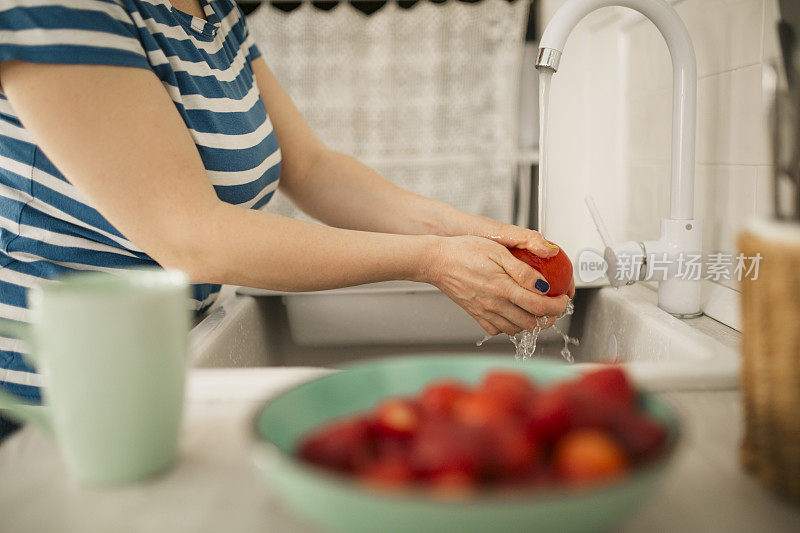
[249,57,447,236]
[251,58,569,269]
[0,61,568,334]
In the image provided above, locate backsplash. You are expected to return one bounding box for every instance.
[540,0,779,275]
[624,0,777,255]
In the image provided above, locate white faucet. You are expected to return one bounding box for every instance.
[537,0,702,318]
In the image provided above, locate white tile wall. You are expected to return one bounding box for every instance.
[623,0,776,254]
[540,0,780,263]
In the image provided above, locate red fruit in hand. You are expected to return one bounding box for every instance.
[374,398,420,437]
[419,380,468,417]
[576,367,635,407]
[509,246,573,297]
[553,429,629,483]
[298,418,372,472]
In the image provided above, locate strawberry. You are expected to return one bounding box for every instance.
[374,398,420,437]
[359,459,414,490]
[524,385,576,445]
[410,421,481,480]
[298,418,372,472]
[575,367,635,406]
[480,370,538,414]
[481,422,540,480]
[453,391,514,428]
[419,380,468,417]
[610,412,667,462]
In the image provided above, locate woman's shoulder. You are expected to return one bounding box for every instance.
[0,0,141,26]
[0,0,151,71]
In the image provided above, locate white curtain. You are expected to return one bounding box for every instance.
[247,0,529,223]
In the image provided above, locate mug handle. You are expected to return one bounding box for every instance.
[0,319,52,433]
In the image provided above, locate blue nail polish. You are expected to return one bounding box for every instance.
[535,279,550,293]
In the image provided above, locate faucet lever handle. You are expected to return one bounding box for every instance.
[584,196,614,248]
[585,196,644,288]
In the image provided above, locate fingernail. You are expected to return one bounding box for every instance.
[535,279,550,293]
[543,240,560,250]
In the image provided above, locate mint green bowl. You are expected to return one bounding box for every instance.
[251,356,680,533]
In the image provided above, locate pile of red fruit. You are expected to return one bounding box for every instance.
[297,367,667,495]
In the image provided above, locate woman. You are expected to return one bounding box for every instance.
[0,0,573,406]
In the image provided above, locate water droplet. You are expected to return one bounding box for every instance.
[477,298,578,363]
[476,334,491,347]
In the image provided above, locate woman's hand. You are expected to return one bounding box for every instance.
[478,221,561,258]
[422,236,571,336]
[489,223,576,299]
[443,214,576,299]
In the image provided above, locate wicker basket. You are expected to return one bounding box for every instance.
[739,226,800,503]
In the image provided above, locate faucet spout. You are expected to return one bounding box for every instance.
[539,0,703,317]
[536,0,697,221]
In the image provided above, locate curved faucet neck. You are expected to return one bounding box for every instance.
[538,0,697,220]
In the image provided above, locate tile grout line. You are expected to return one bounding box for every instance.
[760,0,766,63]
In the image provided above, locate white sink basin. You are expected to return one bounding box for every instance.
[190,283,740,391]
[564,284,740,390]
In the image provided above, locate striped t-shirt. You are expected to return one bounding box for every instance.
[0,0,282,400]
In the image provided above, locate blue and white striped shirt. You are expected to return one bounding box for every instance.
[0,0,282,400]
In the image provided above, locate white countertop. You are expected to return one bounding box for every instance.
[0,367,798,533]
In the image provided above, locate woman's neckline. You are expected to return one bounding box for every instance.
[168,0,211,23]
[163,0,220,39]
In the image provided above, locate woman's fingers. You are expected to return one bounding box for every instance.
[506,281,570,318]
[491,301,547,332]
[475,316,501,336]
[482,276,567,334]
[498,249,551,294]
[484,312,523,336]
[484,303,559,336]
[486,224,559,258]
[432,235,571,338]
[496,248,573,318]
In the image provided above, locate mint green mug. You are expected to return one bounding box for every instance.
[0,269,191,485]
